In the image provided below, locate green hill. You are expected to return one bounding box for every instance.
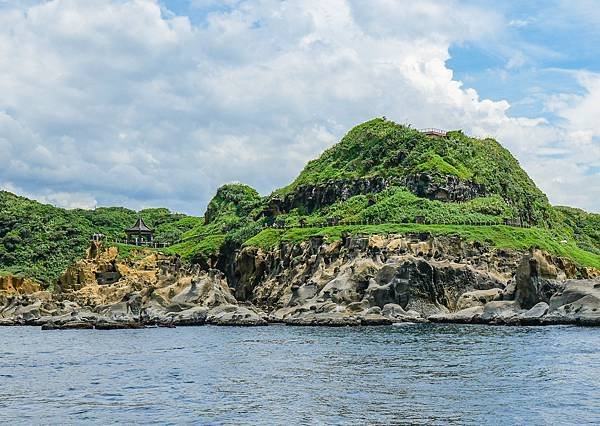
[275,118,553,225]
[0,191,201,284]
[164,183,263,265]
[172,119,598,269]
[1,118,599,282]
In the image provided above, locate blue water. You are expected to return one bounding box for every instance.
[0,324,599,425]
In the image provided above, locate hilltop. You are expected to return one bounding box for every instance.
[272,118,552,225]
[1,118,599,288]
[171,118,598,270]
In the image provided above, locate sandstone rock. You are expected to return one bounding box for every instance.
[456,288,502,310]
[429,306,484,323]
[518,302,549,325]
[545,279,600,325]
[0,275,42,295]
[207,305,267,326]
[514,250,566,309]
[480,301,522,324]
[42,321,94,330]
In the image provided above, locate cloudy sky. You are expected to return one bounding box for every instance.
[0,0,598,214]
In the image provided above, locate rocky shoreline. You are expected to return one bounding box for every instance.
[1,237,599,329]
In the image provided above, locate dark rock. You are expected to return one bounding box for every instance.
[94,321,144,330]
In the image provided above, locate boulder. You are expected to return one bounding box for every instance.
[456,288,502,310]
[480,301,522,323]
[518,302,549,325]
[206,305,267,326]
[429,306,484,323]
[545,279,600,325]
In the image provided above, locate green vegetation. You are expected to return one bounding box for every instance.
[1,119,598,283]
[275,187,516,227]
[165,183,263,263]
[0,191,199,285]
[276,118,552,224]
[554,206,600,255]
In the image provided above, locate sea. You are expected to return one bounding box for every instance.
[1,324,598,425]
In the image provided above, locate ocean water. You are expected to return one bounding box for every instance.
[0,324,598,425]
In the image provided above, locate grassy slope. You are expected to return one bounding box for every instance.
[245,224,600,269]
[554,206,600,255]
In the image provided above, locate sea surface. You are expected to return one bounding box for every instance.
[0,324,599,425]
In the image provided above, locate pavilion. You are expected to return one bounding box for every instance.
[125,218,153,245]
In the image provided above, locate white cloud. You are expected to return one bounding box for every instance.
[0,0,598,214]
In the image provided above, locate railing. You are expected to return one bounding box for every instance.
[418,128,447,137]
[264,218,531,230]
[90,236,172,248]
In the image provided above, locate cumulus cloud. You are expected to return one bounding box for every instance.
[0,0,598,214]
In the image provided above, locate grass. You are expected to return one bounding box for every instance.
[244,223,600,269]
[165,234,226,262]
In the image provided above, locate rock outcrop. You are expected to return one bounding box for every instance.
[0,242,266,328]
[232,233,520,325]
[265,173,486,216]
[430,249,600,325]
[2,239,599,329]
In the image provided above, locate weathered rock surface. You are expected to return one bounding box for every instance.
[264,173,486,217]
[0,242,267,329]
[2,240,599,328]
[430,250,599,326]
[233,233,518,325]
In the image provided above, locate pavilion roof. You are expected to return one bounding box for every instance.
[125,217,152,233]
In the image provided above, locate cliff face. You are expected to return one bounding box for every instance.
[266,174,486,216]
[1,236,599,328]
[231,234,517,324]
[230,234,599,326]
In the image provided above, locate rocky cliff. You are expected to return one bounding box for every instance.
[230,233,598,326]
[265,174,486,217]
[1,235,599,329]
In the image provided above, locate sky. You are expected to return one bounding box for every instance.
[0,0,598,215]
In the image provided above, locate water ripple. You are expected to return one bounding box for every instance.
[0,324,599,424]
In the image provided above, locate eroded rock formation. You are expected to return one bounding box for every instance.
[2,237,599,329]
[0,242,266,328]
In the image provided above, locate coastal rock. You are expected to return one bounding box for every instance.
[456,288,502,310]
[1,243,269,328]
[544,279,600,325]
[513,250,565,309]
[232,234,521,323]
[207,305,267,326]
[518,302,549,325]
[480,301,522,323]
[428,306,484,323]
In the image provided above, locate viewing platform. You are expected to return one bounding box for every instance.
[419,128,447,137]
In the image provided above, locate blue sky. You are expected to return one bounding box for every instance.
[0,0,598,213]
[448,0,600,120]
